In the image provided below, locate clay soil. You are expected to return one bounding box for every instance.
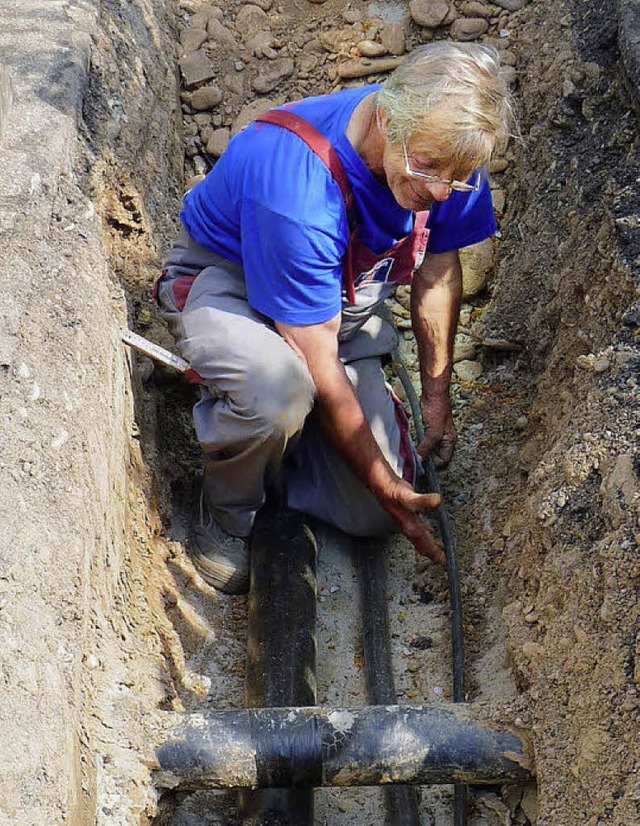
[19,0,638,824]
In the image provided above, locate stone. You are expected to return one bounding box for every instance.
[206,19,237,50]
[180,27,208,53]
[409,0,450,28]
[461,1,491,17]
[337,56,403,79]
[232,98,277,134]
[380,23,406,55]
[222,72,243,95]
[450,17,489,40]
[492,0,526,10]
[491,187,506,217]
[235,4,270,38]
[357,39,387,58]
[343,7,363,22]
[251,58,295,93]
[489,157,509,173]
[191,4,224,28]
[502,65,518,86]
[246,30,275,56]
[453,333,477,363]
[593,356,610,373]
[190,84,223,110]
[454,360,483,381]
[179,50,215,88]
[247,0,273,9]
[459,237,494,297]
[205,127,231,157]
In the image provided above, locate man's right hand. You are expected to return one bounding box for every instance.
[381,478,446,565]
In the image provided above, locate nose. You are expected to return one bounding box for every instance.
[426,181,452,202]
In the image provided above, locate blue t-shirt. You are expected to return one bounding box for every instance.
[180,86,496,325]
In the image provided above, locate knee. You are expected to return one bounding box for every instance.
[245,354,315,438]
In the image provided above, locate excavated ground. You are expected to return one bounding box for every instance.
[77,0,640,823]
[1,0,637,824]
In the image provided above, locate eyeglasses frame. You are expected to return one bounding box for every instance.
[401,137,480,193]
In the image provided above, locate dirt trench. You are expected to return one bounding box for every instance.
[9,0,637,823]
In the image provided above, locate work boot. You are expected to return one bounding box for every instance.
[189,488,250,595]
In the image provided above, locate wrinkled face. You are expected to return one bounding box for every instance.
[382,136,465,211]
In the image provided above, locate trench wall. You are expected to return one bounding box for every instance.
[0,0,181,823]
[465,1,639,823]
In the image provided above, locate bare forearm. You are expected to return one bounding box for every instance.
[411,251,462,390]
[313,362,396,497]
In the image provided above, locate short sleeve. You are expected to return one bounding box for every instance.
[426,170,496,254]
[236,122,349,325]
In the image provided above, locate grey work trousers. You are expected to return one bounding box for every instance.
[157,229,418,538]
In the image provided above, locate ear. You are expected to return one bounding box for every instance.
[376,106,391,137]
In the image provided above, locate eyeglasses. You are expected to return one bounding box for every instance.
[401,137,480,193]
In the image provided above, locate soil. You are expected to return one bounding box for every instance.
[2,0,638,824]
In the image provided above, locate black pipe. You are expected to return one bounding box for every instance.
[156,703,533,790]
[355,537,422,825]
[237,507,318,825]
[392,354,468,825]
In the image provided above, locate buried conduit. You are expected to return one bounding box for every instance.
[238,506,318,825]
[391,346,469,826]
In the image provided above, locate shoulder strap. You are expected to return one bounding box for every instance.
[255,109,351,201]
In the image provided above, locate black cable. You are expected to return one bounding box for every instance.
[392,352,468,826]
[355,537,422,826]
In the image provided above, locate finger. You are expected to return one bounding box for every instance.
[406,491,442,512]
[416,430,440,460]
[411,524,446,565]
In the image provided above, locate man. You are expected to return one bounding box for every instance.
[156,41,513,593]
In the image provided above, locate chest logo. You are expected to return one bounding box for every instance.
[354,257,395,289]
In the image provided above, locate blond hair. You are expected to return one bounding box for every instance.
[376,42,515,176]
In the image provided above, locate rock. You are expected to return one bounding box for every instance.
[302,37,324,54]
[453,333,477,363]
[206,19,237,50]
[179,50,215,88]
[481,337,522,351]
[459,237,494,297]
[502,65,518,86]
[380,23,406,55]
[223,72,244,94]
[516,415,528,429]
[190,84,223,110]
[450,17,489,40]
[492,0,526,10]
[343,7,363,22]
[409,0,450,28]
[337,56,403,79]
[205,127,231,157]
[521,641,545,659]
[180,27,208,53]
[593,356,610,373]
[461,1,492,17]
[251,57,295,93]
[236,3,270,37]
[191,4,224,28]
[232,98,277,134]
[575,353,595,371]
[491,187,506,217]
[246,0,273,9]
[454,359,483,381]
[246,30,275,56]
[357,39,387,58]
[489,157,509,173]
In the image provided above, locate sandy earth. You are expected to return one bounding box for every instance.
[1,0,638,824]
